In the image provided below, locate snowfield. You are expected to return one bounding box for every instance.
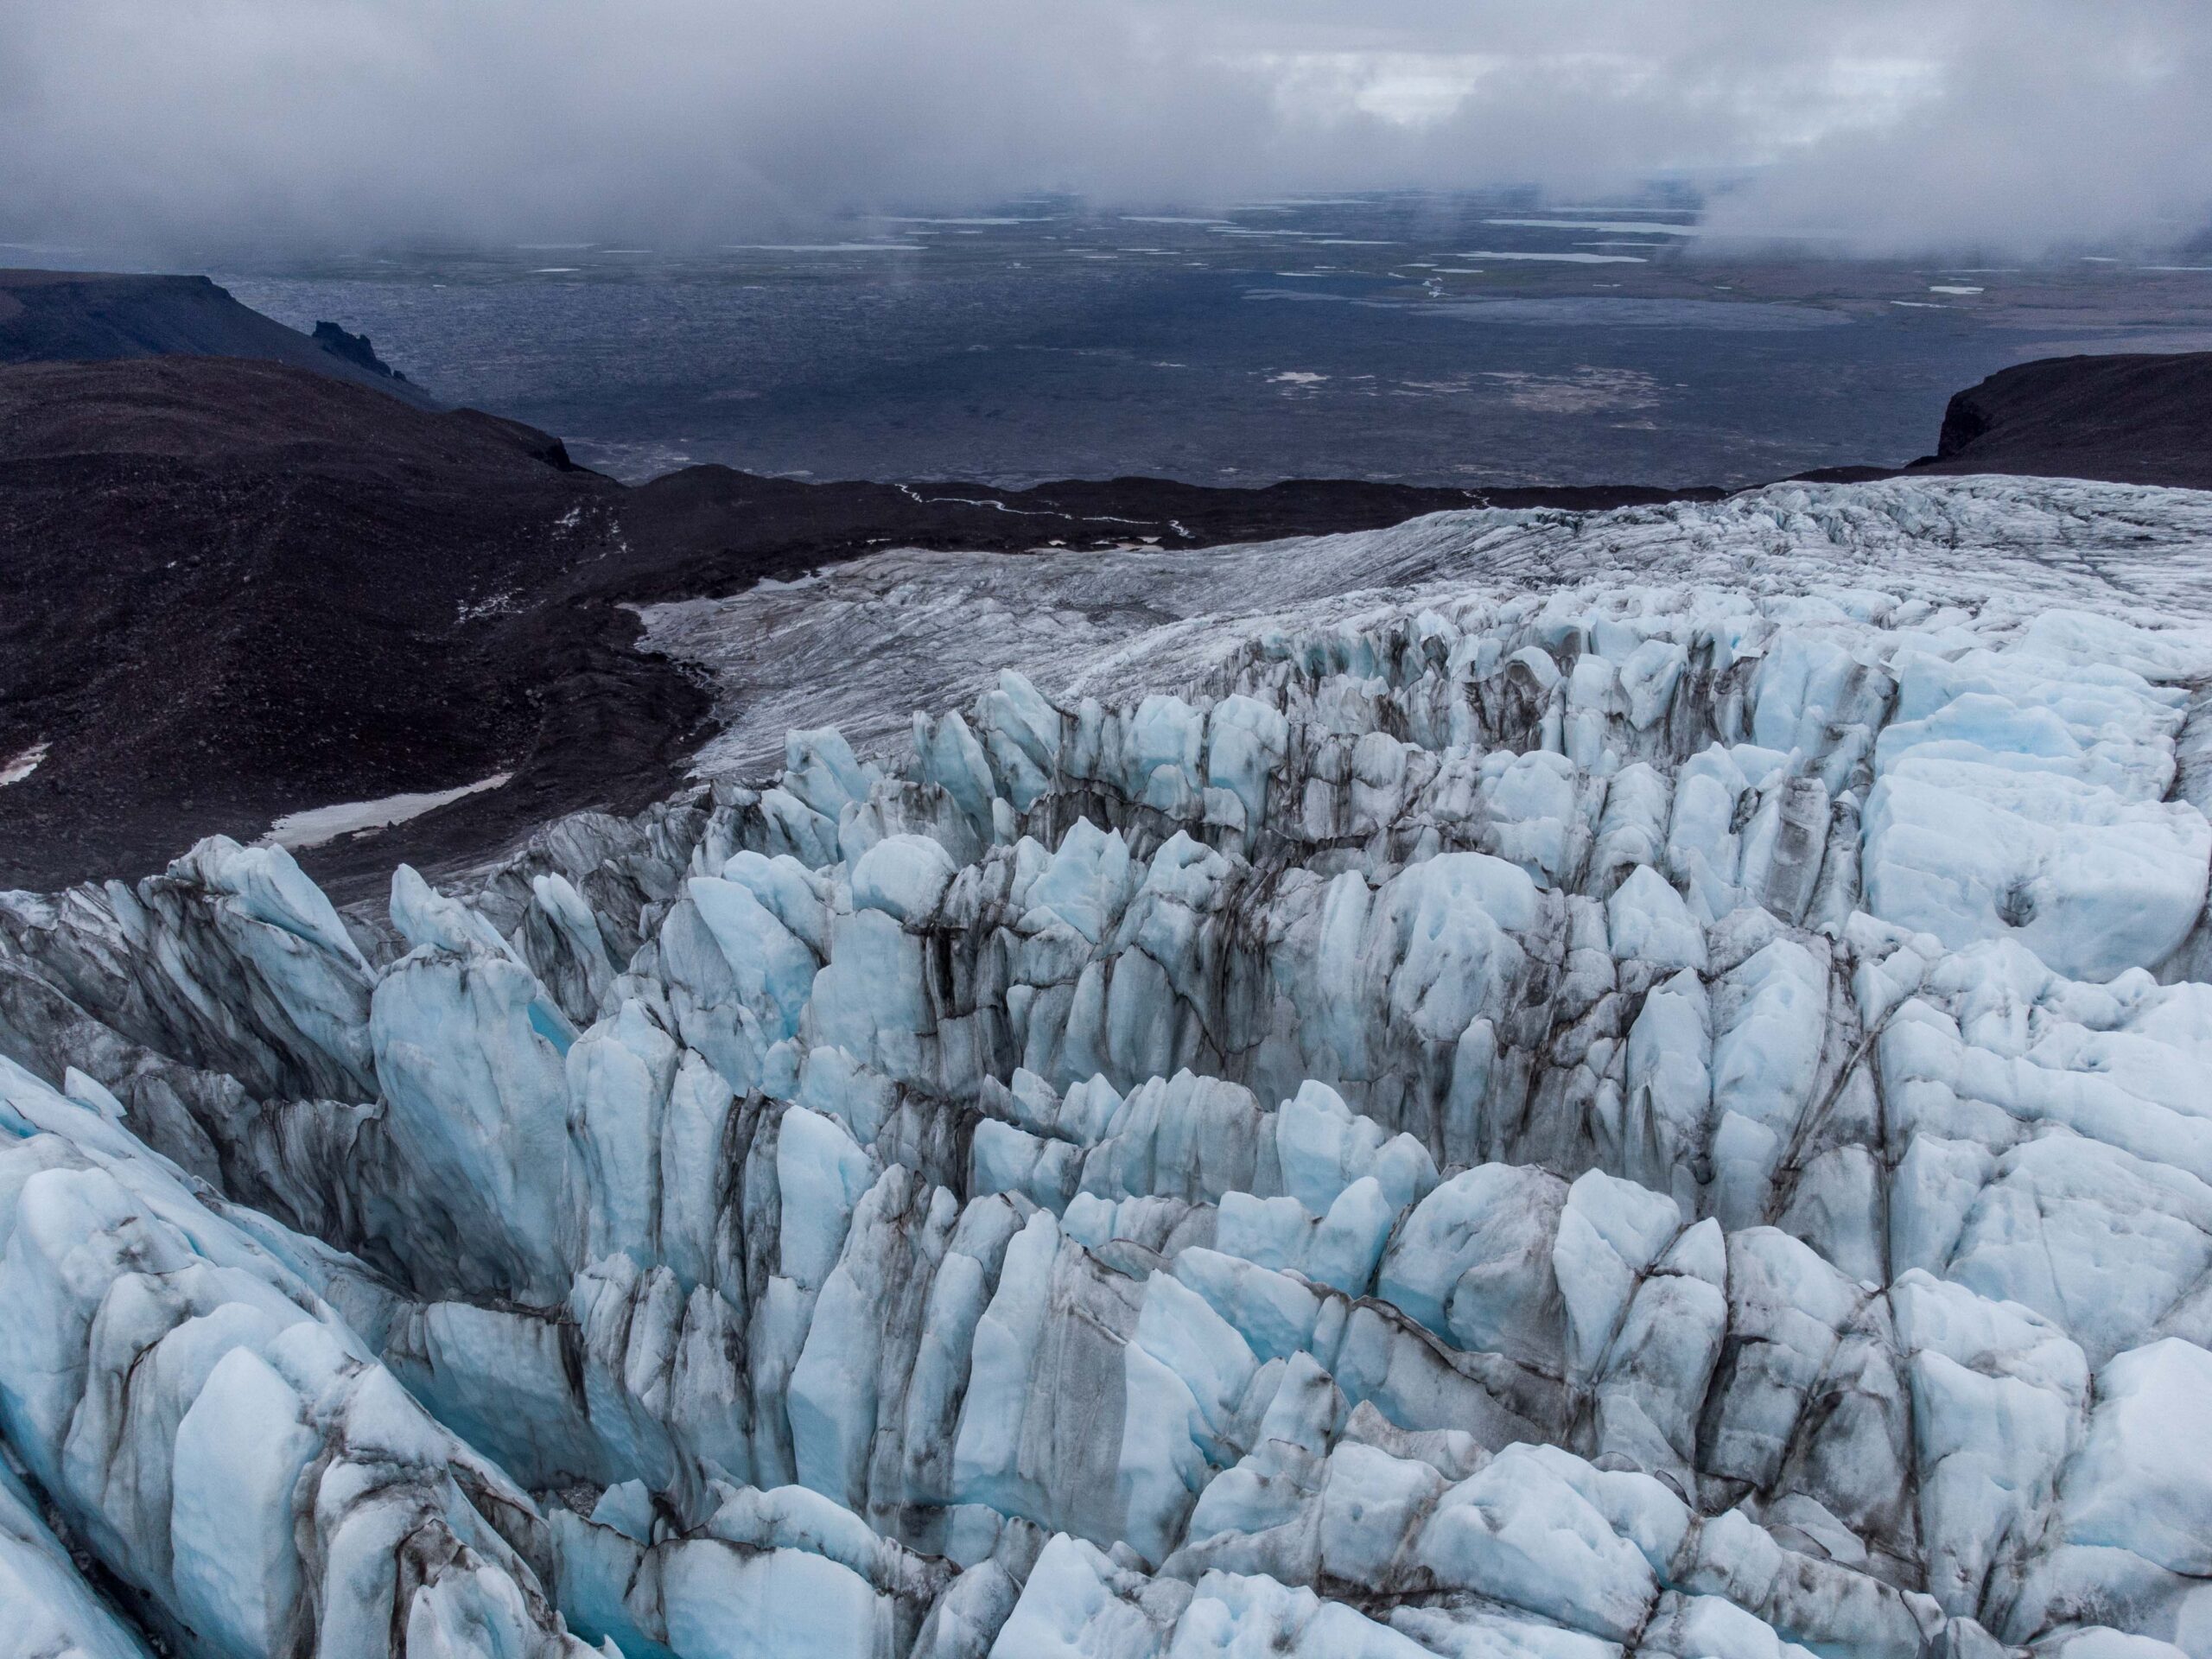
[2,475,2211,1658]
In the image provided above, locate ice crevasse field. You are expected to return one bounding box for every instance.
[3,476,2212,1658]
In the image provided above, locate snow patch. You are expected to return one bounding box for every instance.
[262,772,513,849]
[1484,218,1699,235]
[1457,249,1649,264]
[0,741,48,785]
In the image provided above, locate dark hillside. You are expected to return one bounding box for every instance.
[1910,352,2212,491]
[0,269,439,408]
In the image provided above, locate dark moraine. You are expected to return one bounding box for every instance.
[0,353,1719,894]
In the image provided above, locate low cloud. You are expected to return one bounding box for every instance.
[1,0,2204,257]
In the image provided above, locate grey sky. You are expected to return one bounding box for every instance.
[2,0,2205,254]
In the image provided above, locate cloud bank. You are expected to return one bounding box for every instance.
[2,0,2205,257]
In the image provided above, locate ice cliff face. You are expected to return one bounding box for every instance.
[3,477,2212,1659]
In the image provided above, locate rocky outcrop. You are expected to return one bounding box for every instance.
[311,319,412,385]
[1915,351,2212,491]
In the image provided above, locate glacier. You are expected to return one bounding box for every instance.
[1,475,2211,1657]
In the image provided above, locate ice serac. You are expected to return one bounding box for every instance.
[0,476,2209,1658]
[0,1057,594,1657]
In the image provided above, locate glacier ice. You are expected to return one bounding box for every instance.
[0,476,2210,1656]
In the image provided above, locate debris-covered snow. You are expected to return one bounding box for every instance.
[2,474,2210,1658]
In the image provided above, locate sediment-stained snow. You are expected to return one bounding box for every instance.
[1,475,2209,1657]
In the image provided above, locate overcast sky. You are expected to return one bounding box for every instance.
[2,0,2206,255]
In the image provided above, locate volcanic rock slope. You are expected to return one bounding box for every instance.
[0,270,438,406]
[1913,353,2212,493]
[3,476,2212,1658]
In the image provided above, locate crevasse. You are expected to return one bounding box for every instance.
[1,479,2211,1659]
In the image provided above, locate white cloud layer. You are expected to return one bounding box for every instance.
[2,0,2205,255]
